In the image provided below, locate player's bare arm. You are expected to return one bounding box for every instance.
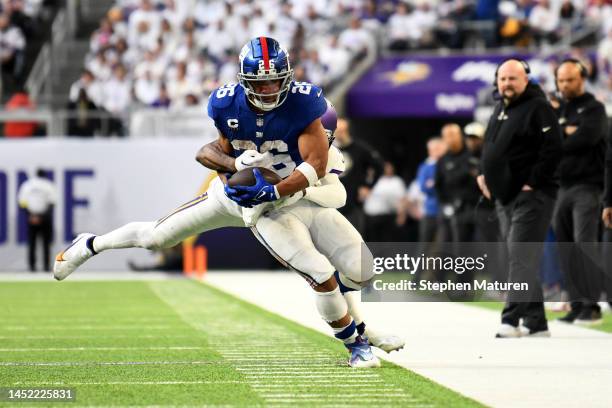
[196,132,237,173]
[275,118,328,197]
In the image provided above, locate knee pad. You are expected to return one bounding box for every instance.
[333,245,375,291]
[288,249,335,285]
[314,286,348,323]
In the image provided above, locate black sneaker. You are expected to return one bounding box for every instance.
[558,307,582,323]
[575,308,603,326]
[519,325,551,337]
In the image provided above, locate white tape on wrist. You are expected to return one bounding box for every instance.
[296,162,319,187]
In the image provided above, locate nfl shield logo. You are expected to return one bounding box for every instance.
[256,117,264,127]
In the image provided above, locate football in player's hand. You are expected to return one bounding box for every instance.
[228,167,282,187]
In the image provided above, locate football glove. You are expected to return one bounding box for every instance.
[227,168,280,205]
[234,150,274,171]
[224,184,257,208]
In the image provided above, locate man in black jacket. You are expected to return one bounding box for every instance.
[553,59,608,325]
[334,118,384,234]
[603,128,612,306]
[604,131,612,229]
[477,59,562,338]
[435,123,481,243]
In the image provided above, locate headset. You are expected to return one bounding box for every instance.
[553,58,588,95]
[554,57,588,79]
[493,58,531,86]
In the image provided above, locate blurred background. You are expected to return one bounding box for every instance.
[1,0,611,280]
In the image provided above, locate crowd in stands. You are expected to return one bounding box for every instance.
[384,0,611,50]
[0,0,48,91]
[68,0,379,136]
[61,0,612,137]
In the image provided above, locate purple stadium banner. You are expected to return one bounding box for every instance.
[347,54,531,118]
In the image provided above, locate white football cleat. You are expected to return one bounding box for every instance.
[54,233,97,281]
[365,328,405,353]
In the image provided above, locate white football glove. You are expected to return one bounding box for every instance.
[235,150,274,171]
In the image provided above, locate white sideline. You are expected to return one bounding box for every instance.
[205,271,612,408]
[0,271,181,281]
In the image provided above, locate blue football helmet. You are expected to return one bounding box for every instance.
[237,37,294,111]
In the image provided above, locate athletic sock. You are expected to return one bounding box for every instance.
[334,270,357,294]
[356,322,366,336]
[86,236,98,255]
[333,320,359,345]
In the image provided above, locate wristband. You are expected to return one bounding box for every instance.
[296,162,319,187]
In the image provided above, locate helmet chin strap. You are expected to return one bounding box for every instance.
[247,92,280,111]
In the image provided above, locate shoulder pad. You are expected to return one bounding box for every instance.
[210,83,240,110]
[289,81,324,100]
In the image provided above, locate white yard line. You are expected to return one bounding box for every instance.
[11,381,244,386]
[0,325,179,331]
[0,346,203,352]
[206,271,612,408]
[0,271,181,281]
[0,334,195,340]
[0,361,223,367]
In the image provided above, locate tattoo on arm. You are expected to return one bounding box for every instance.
[195,133,237,173]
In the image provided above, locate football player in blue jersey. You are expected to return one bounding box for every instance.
[53,37,403,367]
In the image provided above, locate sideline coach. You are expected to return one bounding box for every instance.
[553,59,607,325]
[477,59,562,338]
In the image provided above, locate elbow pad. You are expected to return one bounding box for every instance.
[305,181,347,209]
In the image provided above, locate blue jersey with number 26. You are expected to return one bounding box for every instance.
[207,81,327,179]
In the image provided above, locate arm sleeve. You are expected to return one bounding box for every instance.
[416,164,427,192]
[562,104,608,151]
[418,164,436,195]
[527,102,563,188]
[304,173,347,209]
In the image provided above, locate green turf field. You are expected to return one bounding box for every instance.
[473,302,612,333]
[0,279,483,407]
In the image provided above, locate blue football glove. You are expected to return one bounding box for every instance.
[224,184,257,208]
[230,168,280,204]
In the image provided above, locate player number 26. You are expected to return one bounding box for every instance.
[231,140,296,178]
[291,82,312,95]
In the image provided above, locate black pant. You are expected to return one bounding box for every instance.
[475,202,502,242]
[553,185,603,310]
[603,229,612,302]
[27,215,53,271]
[449,210,476,243]
[364,214,396,242]
[496,190,555,330]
